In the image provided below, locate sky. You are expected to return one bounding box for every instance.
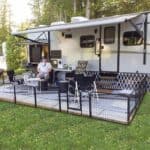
[8,0,33,26]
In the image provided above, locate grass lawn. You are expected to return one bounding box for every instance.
[0,94,150,150]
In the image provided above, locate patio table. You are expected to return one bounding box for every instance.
[25,78,47,92]
[25,78,41,87]
[53,68,73,83]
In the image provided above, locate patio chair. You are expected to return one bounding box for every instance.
[7,70,24,85]
[66,60,88,80]
[75,60,88,74]
[2,70,16,92]
[25,63,33,72]
[69,74,96,102]
[66,60,89,102]
[7,70,15,83]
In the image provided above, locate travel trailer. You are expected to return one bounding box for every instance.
[8,12,150,124]
[12,11,150,73]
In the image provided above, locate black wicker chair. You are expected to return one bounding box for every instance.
[7,70,15,83]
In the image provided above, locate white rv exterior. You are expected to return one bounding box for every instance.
[13,12,150,73]
[50,28,99,71]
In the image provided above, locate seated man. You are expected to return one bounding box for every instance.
[37,57,52,80]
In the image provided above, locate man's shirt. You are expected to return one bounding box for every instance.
[37,62,52,73]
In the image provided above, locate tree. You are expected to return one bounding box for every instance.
[6,35,26,70]
[30,0,85,25]
[86,0,91,18]
[73,0,77,15]
[0,0,10,44]
[0,0,27,71]
[29,0,43,25]
[41,0,73,23]
[30,0,150,25]
[91,0,150,18]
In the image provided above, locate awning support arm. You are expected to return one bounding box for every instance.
[128,20,143,38]
[35,32,48,41]
[15,35,46,44]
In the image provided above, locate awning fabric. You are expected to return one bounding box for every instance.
[12,13,143,35]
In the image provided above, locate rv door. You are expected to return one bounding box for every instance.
[101,25,118,72]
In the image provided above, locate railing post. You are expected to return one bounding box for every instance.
[58,89,61,112]
[33,86,37,108]
[127,96,130,123]
[66,91,69,113]
[80,92,82,115]
[89,92,92,117]
[13,84,16,104]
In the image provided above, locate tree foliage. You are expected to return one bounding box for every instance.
[30,0,150,26]
[30,0,84,25]
[6,36,26,70]
[0,0,27,70]
[91,0,150,18]
[0,0,10,45]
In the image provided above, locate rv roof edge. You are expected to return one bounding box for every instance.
[12,11,149,36]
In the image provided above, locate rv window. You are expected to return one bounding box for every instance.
[123,31,143,46]
[104,26,115,44]
[80,35,95,48]
[51,50,62,59]
[65,34,72,38]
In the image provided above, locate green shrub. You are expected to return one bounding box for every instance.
[15,68,26,75]
[6,35,27,71]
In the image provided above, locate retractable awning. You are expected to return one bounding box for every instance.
[12,12,144,35]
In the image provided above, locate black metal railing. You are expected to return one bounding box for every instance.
[0,72,148,124]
